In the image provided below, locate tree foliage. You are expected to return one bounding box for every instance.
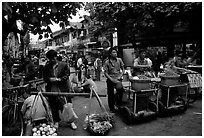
[85,2,201,45]
[2,2,84,44]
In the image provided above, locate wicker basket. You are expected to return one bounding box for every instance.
[86,87,114,136]
[129,78,151,91]
[86,113,114,136]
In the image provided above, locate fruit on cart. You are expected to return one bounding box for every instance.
[137,75,150,79]
[132,75,150,80]
[160,70,180,77]
[32,123,57,136]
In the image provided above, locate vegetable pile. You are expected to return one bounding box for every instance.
[160,70,180,77]
[131,75,150,80]
[32,123,57,136]
[85,113,114,135]
[137,75,150,79]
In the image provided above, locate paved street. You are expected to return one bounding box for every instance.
[2,2,202,136]
[57,69,202,136]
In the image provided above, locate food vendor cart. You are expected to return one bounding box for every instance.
[158,70,188,116]
[118,74,159,125]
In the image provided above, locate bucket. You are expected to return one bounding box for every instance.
[129,78,151,91]
[160,75,180,86]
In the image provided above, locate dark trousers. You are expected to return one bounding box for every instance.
[106,79,124,111]
[47,96,63,122]
[78,69,82,82]
[39,65,44,78]
[95,69,101,81]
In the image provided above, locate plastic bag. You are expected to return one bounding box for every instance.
[59,98,78,123]
[30,92,53,122]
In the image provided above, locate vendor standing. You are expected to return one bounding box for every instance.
[133,49,152,76]
[103,47,125,113]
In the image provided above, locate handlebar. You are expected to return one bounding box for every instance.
[3,79,45,91]
[28,78,44,84]
[4,84,29,91]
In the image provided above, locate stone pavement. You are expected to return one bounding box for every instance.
[58,68,123,136]
[55,68,202,136]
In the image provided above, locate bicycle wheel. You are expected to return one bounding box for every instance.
[175,97,187,112]
[2,104,24,136]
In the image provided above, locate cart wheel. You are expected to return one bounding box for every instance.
[118,106,132,125]
[175,98,187,112]
[187,88,198,104]
[158,101,165,116]
[148,102,157,113]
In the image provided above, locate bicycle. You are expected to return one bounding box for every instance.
[2,84,29,136]
[2,79,45,136]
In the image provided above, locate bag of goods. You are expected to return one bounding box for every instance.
[73,86,83,93]
[24,92,54,136]
[32,123,57,136]
[84,113,114,136]
[59,98,78,123]
[30,93,53,122]
[130,75,151,91]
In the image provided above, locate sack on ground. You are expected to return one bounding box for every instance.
[59,103,78,123]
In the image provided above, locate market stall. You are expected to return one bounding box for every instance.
[118,71,159,124]
[117,64,200,123]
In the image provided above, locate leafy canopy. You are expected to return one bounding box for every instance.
[2,2,84,42]
[85,2,201,44]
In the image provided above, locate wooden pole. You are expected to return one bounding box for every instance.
[30,92,106,97]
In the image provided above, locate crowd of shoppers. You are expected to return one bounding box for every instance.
[3,45,201,132]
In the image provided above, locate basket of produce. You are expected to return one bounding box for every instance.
[85,113,114,135]
[84,86,114,135]
[23,92,55,136]
[31,122,57,136]
[129,75,151,91]
[159,71,180,86]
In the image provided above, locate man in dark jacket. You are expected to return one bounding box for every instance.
[43,49,77,129]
